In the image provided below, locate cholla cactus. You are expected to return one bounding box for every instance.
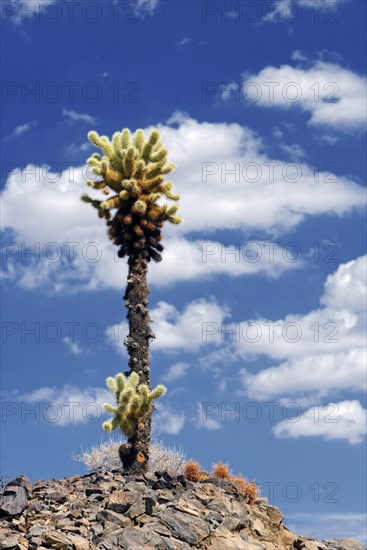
[102,372,166,438]
[82,128,182,262]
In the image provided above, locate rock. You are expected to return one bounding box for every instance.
[262,503,284,527]
[116,526,166,549]
[68,535,90,550]
[0,537,20,549]
[96,509,131,526]
[126,495,146,519]
[85,487,104,497]
[28,525,47,537]
[144,496,157,515]
[153,479,175,490]
[45,491,66,503]
[144,472,158,487]
[322,541,367,550]
[0,470,364,550]
[106,491,138,514]
[0,484,28,517]
[158,509,211,545]
[41,530,73,548]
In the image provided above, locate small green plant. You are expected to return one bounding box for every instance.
[102,372,166,438]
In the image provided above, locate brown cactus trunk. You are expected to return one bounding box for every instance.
[120,250,155,475]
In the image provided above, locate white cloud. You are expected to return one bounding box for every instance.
[6,0,56,23]
[107,298,228,356]
[291,50,308,62]
[114,0,159,17]
[62,337,82,356]
[65,142,93,156]
[320,255,366,312]
[151,299,229,352]
[175,35,192,47]
[287,512,367,543]
[162,362,190,382]
[318,134,339,145]
[242,61,366,131]
[263,0,348,23]
[62,109,97,125]
[273,400,367,444]
[19,385,110,426]
[1,116,365,291]
[196,403,221,430]
[153,403,185,434]
[136,0,159,17]
[5,121,37,140]
[279,142,306,161]
[238,256,366,402]
[242,349,366,402]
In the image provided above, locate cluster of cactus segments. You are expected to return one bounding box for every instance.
[82,128,182,262]
[102,372,167,437]
[183,460,259,504]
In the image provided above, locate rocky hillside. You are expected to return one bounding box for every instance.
[0,471,365,550]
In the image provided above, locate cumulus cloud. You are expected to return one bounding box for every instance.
[238,255,366,402]
[18,385,110,426]
[242,61,366,131]
[108,298,229,355]
[1,116,365,291]
[162,362,190,382]
[242,349,366,402]
[196,403,221,430]
[62,337,82,356]
[273,400,367,444]
[153,403,185,435]
[320,255,367,312]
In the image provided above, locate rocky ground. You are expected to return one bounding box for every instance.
[0,471,365,550]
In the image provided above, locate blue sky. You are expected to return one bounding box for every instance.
[1,0,366,542]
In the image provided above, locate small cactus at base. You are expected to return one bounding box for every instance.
[233,475,248,494]
[183,458,259,505]
[245,481,259,504]
[184,460,202,482]
[213,462,232,481]
[102,372,166,438]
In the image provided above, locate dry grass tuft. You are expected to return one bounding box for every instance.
[233,475,248,494]
[72,437,186,474]
[212,462,232,480]
[245,481,260,503]
[183,460,202,482]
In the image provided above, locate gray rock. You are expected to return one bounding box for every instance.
[0,485,28,516]
[117,526,166,549]
[42,530,74,548]
[159,509,211,545]
[106,491,138,514]
[0,537,20,550]
[126,495,146,519]
[322,540,367,550]
[96,508,131,526]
